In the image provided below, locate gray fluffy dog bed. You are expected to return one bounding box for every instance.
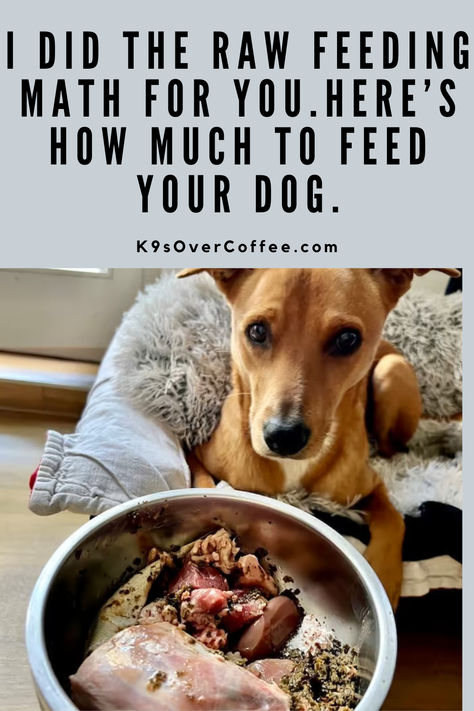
[114,271,462,519]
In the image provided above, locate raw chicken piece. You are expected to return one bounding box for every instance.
[169,561,229,594]
[221,591,267,633]
[70,621,290,711]
[248,659,295,686]
[87,551,173,653]
[184,528,240,575]
[234,555,279,597]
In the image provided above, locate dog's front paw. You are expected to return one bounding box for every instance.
[192,471,216,488]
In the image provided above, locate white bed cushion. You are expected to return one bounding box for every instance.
[29,338,190,516]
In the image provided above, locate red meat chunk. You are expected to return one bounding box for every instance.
[168,561,229,594]
[180,588,231,650]
[221,591,267,633]
[180,588,230,630]
[188,588,231,614]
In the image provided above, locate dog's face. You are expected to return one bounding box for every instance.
[222,268,390,460]
[178,268,458,461]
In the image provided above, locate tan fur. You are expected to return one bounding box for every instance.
[370,343,422,457]
[178,268,459,608]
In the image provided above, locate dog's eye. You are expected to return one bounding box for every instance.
[246,321,269,345]
[330,328,362,356]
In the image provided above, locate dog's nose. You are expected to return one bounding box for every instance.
[263,418,311,457]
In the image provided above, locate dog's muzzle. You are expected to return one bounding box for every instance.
[263,417,310,457]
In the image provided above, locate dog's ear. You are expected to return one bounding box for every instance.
[177,268,241,282]
[177,268,253,299]
[370,268,461,308]
[413,268,460,277]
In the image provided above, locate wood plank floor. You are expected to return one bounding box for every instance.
[0,412,462,711]
[0,412,88,711]
[384,590,462,710]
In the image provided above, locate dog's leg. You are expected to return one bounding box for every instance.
[362,476,405,609]
[370,339,422,457]
[186,451,216,488]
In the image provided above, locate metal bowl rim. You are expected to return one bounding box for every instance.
[26,488,397,711]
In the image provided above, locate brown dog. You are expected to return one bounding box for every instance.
[177,268,459,608]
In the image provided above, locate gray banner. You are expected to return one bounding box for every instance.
[0,0,472,267]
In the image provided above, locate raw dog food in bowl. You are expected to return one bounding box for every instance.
[26,490,397,711]
[71,529,357,710]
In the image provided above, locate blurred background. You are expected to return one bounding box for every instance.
[0,268,162,361]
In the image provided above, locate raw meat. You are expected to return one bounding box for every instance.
[70,621,290,711]
[86,552,173,654]
[169,561,229,594]
[185,588,231,615]
[180,588,230,650]
[180,588,229,628]
[138,599,183,628]
[185,528,240,574]
[193,626,228,651]
[236,597,300,661]
[221,591,268,632]
[248,659,295,686]
[234,555,279,597]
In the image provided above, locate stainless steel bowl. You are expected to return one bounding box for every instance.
[26,489,397,711]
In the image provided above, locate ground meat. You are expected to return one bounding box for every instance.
[234,555,279,597]
[281,647,359,711]
[187,528,240,575]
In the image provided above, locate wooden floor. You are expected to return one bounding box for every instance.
[0,412,88,711]
[384,591,462,710]
[0,412,462,711]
